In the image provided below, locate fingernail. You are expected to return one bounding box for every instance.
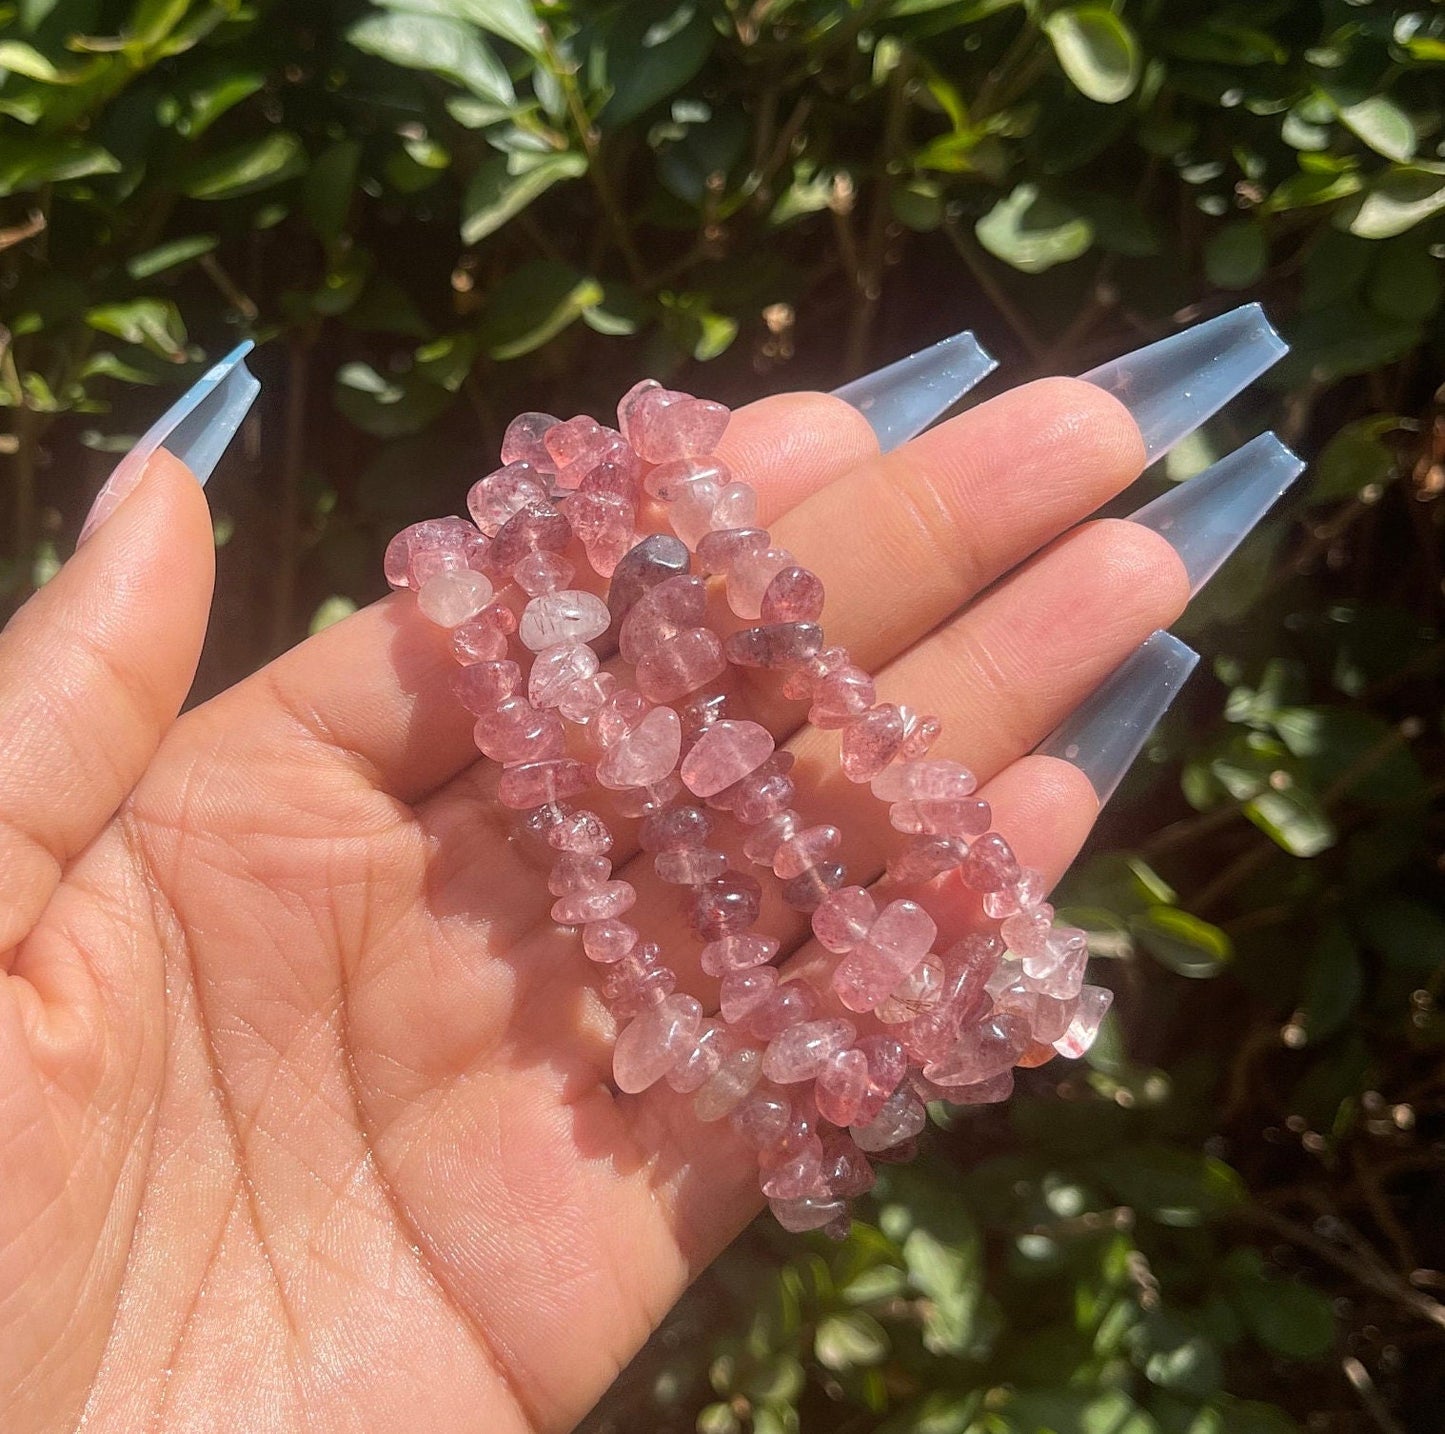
[1036,631,1199,809]
[79,341,260,544]
[1081,304,1287,461]
[1129,432,1306,595]
[832,329,997,453]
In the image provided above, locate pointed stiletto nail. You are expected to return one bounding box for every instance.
[832,329,997,453]
[1036,631,1200,809]
[1081,304,1288,461]
[79,340,260,543]
[1129,432,1305,595]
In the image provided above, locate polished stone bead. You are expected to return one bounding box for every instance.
[498,758,591,810]
[385,516,488,588]
[644,455,729,502]
[473,697,565,762]
[700,933,779,976]
[547,809,613,855]
[871,759,977,803]
[490,502,572,571]
[452,659,521,714]
[635,627,727,702]
[528,642,599,708]
[565,489,633,574]
[772,825,842,880]
[781,861,845,912]
[595,705,682,790]
[741,810,802,866]
[668,474,724,549]
[616,378,663,442]
[809,666,876,728]
[983,866,1048,919]
[812,886,878,954]
[760,1134,826,1201]
[727,546,794,620]
[820,1131,875,1199]
[548,853,611,896]
[638,804,712,853]
[693,1045,763,1120]
[500,411,560,469]
[695,526,767,576]
[899,709,942,760]
[886,835,968,883]
[618,574,709,662]
[679,691,730,743]
[655,847,729,885]
[840,704,907,782]
[690,870,763,939]
[468,463,550,535]
[626,388,730,463]
[959,832,1021,892]
[725,622,824,669]
[607,534,691,629]
[418,570,494,627]
[582,918,638,963]
[763,1018,856,1083]
[876,958,944,1024]
[450,615,509,664]
[709,480,758,533]
[667,1020,727,1094]
[1054,985,1113,1057]
[923,1012,1030,1087]
[731,1090,792,1151]
[602,945,675,1016]
[519,590,610,651]
[747,980,820,1041]
[680,719,775,797]
[1001,906,1056,960]
[719,966,778,1023]
[851,1085,926,1152]
[614,993,703,1093]
[550,879,636,926]
[1024,923,1086,979]
[514,550,575,597]
[543,415,616,487]
[593,688,650,748]
[815,1048,869,1126]
[761,566,825,623]
[727,759,798,825]
[894,798,993,838]
[833,899,936,1012]
[1031,938,1088,1000]
[769,1194,848,1234]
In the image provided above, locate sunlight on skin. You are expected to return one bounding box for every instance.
[0,382,1185,1433]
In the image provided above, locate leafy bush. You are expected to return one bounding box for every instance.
[2,1,1442,1431]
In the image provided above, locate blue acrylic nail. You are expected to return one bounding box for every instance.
[833,329,997,453]
[1081,304,1287,461]
[1130,432,1305,595]
[1036,631,1199,809]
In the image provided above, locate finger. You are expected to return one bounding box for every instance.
[230,392,877,806]
[0,452,215,954]
[735,378,1147,733]
[619,752,1101,1266]
[575,519,1188,1013]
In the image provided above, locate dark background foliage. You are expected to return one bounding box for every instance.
[2,1,1443,1430]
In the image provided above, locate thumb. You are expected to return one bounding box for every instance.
[0,346,258,955]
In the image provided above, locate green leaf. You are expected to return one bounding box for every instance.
[477,259,604,359]
[1130,908,1232,978]
[334,361,453,437]
[304,140,362,245]
[814,1310,889,1370]
[1343,164,1445,239]
[461,150,587,245]
[1236,1277,1336,1359]
[1089,1147,1245,1227]
[1310,416,1400,502]
[176,65,266,140]
[374,0,544,55]
[0,39,95,82]
[1336,96,1416,163]
[1298,925,1363,1043]
[1204,221,1267,289]
[309,595,357,634]
[1043,5,1141,105]
[86,298,188,360]
[125,234,218,279]
[1245,786,1336,857]
[1133,1312,1222,1398]
[0,136,120,194]
[903,1226,982,1354]
[180,131,306,200]
[347,12,515,105]
[976,183,1093,273]
[696,1403,742,1434]
[598,1,715,129]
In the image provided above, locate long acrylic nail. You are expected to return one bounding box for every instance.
[1129,432,1305,595]
[1081,304,1287,461]
[832,329,997,453]
[1036,631,1199,809]
[79,340,260,544]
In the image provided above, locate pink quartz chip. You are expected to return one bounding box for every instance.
[680,719,775,797]
[762,1018,857,1084]
[595,704,682,790]
[613,993,704,1093]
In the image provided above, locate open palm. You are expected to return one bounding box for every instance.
[0,377,1183,1433]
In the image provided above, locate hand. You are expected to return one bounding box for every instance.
[0,376,1184,1433]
